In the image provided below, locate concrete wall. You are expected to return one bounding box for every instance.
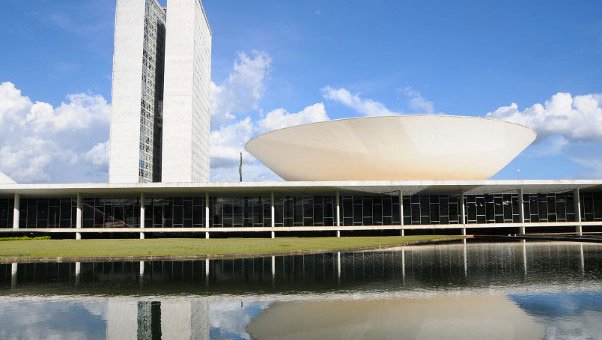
[162,0,212,183]
[109,0,146,183]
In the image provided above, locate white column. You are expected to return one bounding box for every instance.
[460,192,466,236]
[12,193,20,229]
[399,190,404,236]
[574,188,582,236]
[336,191,341,237]
[76,193,82,240]
[205,193,210,239]
[139,193,145,240]
[518,189,525,235]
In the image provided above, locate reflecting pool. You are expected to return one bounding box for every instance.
[0,240,601,339]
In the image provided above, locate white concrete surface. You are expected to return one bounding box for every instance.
[162,0,212,183]
[246,115,537,181]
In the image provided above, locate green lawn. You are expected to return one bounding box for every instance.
[0,235,465,261]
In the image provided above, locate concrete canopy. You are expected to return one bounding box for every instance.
[246,115,537,181]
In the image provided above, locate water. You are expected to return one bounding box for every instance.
[1,240,601,339]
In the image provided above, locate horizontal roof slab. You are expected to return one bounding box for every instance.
[0,180,600,197]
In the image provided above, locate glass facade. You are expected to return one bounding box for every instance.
[18,198,76,229]
[145,197,206,228]
[582,191,602,222]
[82,198,140,228]
[211,196,270,228]
[0,198,13,228]
[139,0,166,182]
[342,195,401,226]
[523,193,576,223]
[0,191,601,229]
[276,196,336,227]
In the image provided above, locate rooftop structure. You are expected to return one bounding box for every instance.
[246,116,537,181]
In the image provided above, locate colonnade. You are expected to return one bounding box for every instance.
[7,188,588,239]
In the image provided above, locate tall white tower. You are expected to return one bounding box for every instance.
[109,0,211,184]
[109,0,166,183]
[161,0,212,183]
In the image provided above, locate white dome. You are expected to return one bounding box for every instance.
[0,171,15,184]
[246,115,536,181]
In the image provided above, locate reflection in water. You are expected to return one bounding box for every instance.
[248,295,547,339]
[510,292,602,338]
[0,241,601,339]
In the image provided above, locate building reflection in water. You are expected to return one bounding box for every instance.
[1,241,600,294]
[0,241,601,339]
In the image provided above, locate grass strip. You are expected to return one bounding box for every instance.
[0,236,51,241]
[0,235,464,261]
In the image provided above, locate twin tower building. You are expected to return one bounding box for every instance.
[109,0,212,183]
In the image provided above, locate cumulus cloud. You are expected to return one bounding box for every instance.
[211,51,272,126]
[0,82,110,183]
[211,117,255,170]
[84,141,110,166]
[210,103,329,182]
[486,92,602,142]
[322,86,438,116]
[322,86,398,116]
[257,102,328,132]
[208,50,331,182]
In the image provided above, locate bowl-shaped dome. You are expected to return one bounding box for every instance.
[245,115,536,181]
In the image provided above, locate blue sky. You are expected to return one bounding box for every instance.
[0,0,601,182]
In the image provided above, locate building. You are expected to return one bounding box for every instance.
[161,0,212,183]
[109,0,211,184]
[0,116,601,238]
[1,107,602,239]
[0,3,601,239]
[246,115,537,181]
[0,178,601,239]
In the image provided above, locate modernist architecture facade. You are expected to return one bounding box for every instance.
[0,180,601,239]
[109,0,211,184]
[0,3,601,239]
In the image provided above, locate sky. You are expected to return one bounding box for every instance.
[0,0,601,183]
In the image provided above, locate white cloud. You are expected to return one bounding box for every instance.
[486,92,602,142]
[211,117,255,170]
[85,141,110,166]
[257,102,328,132]
[211,51,272,126]
[322,86,398,116]
[210,103,329,182]
[26,93,109,133]
[208,50,331,182]
[0,82,110,183]
[400,87,435,114]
